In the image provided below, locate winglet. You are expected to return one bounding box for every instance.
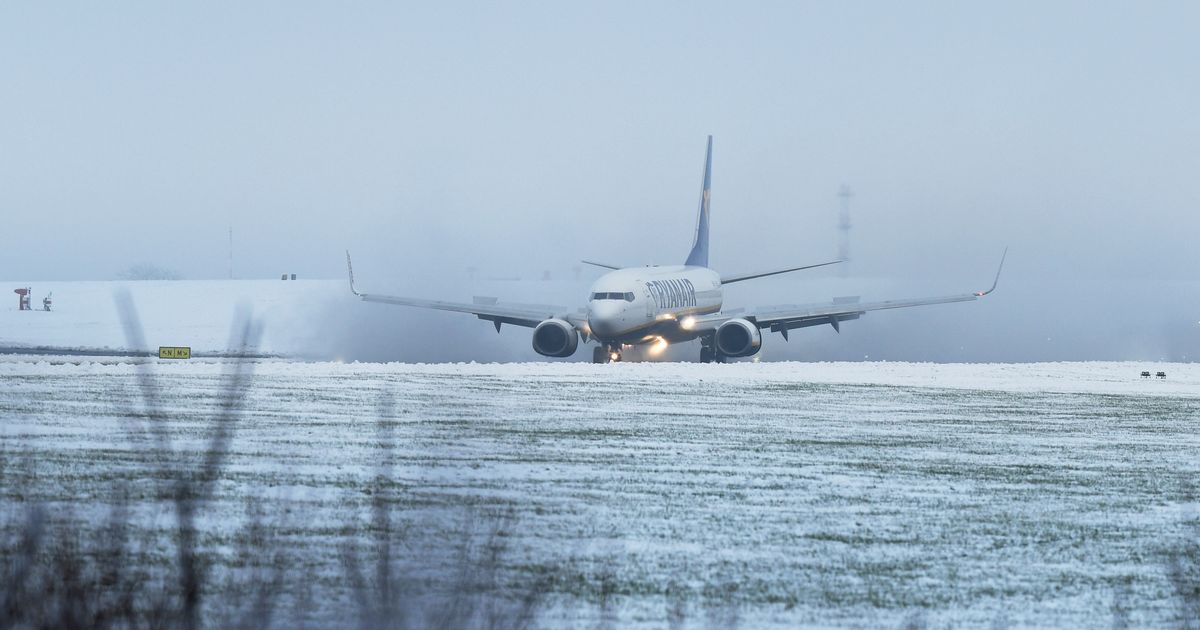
[975,247,1007,297]
[346,250,360,296]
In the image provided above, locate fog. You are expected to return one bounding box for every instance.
[3,2,1198,362]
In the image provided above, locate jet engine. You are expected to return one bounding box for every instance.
[715,318,762,357]
[531,319,579,358]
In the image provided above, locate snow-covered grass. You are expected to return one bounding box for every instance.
[2,359,1198,627]
[5,358,1196,397]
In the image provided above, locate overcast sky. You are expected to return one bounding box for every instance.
[3,2,1198,361]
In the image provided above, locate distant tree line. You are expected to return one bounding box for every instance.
[118,263,181,281]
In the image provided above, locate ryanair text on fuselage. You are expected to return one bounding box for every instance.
[647,279,697,309]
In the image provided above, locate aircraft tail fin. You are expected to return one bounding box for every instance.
[684,135,712,267]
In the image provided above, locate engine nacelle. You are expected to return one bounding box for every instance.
[715,318,762,357]
[531,319,579,358]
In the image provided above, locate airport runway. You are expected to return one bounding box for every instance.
[1,358,1198,627]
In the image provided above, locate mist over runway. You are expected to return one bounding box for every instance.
[1,275,1196,363]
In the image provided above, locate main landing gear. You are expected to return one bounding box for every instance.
[592,345,622,364]
[592,340,726,364]
[699,334,727,364]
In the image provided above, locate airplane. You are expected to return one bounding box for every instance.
[346,136,1005,363]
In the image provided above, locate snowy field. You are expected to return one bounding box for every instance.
[2,359,1199,627]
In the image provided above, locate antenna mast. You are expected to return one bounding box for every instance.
[837,185,852,277]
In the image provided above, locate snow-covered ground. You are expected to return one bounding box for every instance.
[2,359,1198,627]
[0,279,343,354]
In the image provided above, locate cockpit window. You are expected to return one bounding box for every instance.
[591,292,636,302]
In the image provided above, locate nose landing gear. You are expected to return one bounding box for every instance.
[592,345,622,364]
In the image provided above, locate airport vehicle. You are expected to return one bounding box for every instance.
[347,137,1004,363]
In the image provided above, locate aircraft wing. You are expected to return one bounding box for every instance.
[691,249,1006,339]
[347,252,586,331]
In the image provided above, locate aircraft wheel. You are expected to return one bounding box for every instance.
[700,334,719,363]
[593,346,621,363]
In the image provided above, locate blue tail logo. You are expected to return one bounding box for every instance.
[684,135,712,268]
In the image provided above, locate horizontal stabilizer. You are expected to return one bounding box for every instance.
[721,259,842,285]
[581,260,622,270]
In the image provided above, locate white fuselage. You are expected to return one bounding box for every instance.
[586,266,722,344]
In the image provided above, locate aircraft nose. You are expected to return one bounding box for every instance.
[588,312,612,336]
[587,302,622,338]
[589,317,616,337]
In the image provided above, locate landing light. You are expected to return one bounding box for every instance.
[610,352,620,361]
[648,337,669,356]
[680,316,697,330]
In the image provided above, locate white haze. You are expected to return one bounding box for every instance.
[2,2,1198,362]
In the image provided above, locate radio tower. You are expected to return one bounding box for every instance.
[837,185,852,277]
[228,225,234,279]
